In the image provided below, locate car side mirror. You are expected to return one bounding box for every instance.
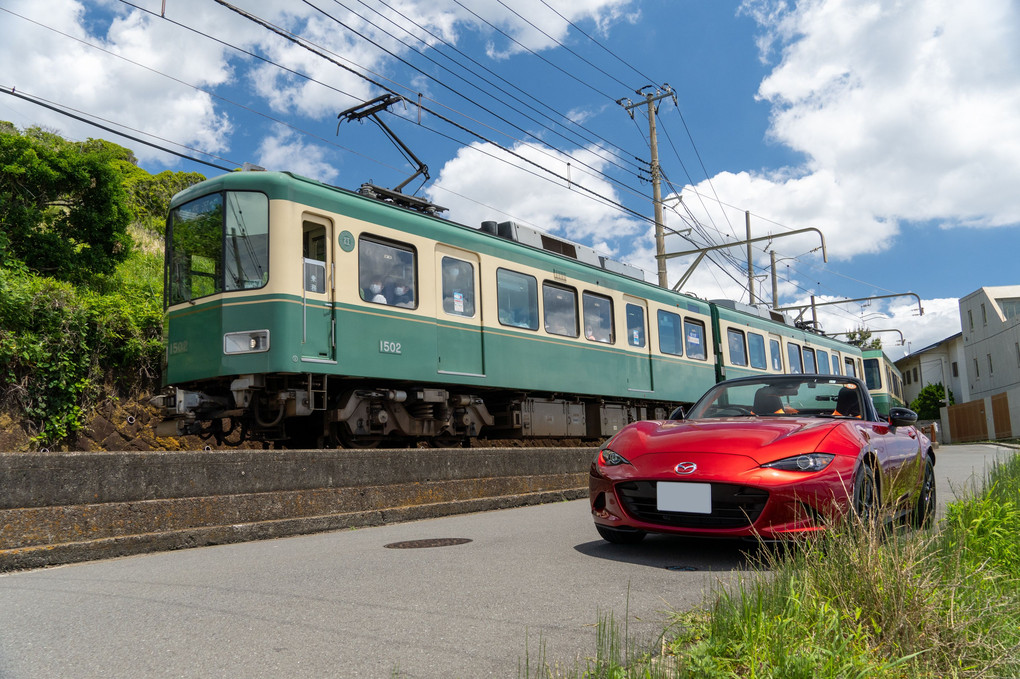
[888,407,918,428]
[669,405,686,420]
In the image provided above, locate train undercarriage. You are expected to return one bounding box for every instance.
[152,373,672,448]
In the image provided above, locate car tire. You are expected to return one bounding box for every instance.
[911,456,937,529]
[852,463,879,526]
[595,524,647,545]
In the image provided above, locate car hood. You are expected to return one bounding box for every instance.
[608,417,851,465]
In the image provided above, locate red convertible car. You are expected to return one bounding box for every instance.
[590,375,936,543]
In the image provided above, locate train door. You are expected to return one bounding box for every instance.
[435,247,484,377]
[301,216,335,362]
[624,297,653,393]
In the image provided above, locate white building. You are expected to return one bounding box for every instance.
[895,332,965,406]
[959,286,1020,401]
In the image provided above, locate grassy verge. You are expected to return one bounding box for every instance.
[526,453,1020,678]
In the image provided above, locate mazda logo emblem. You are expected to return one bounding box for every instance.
[674,462,697,475]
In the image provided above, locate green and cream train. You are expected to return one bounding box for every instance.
[154,170,865,447]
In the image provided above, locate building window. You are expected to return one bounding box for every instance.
[952,361,959,377]
[913,367,918,382]
[1016,343,1020,368]
[905,371,911,386]
[988,354,994,375]
[981,303,987,325]
[974,358,980,378]
[968,309,974,330]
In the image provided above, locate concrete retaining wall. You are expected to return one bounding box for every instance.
[0,447,594,571]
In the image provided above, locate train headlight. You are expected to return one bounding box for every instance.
[224,329,270,354]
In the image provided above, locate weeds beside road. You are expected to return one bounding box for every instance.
[530,448,1020,678]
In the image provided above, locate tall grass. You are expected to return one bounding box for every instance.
[525,453,1020,678]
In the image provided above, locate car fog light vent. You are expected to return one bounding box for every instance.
[384,538,473,549]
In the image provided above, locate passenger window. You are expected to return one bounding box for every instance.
[359,237,416,308]
[582,292,614,343]
[625,304,645,347]
[441,257,475,317]
[727,328,748,366]
[804,347,817,373]
[816,350,829,374]
[657,310,683,356]
[769,339,783,371]
[747,333,767,369]
[497,269,539,330]
[844,357,857,378]
[543,282,578,337]
[685,319,707,360]
[831,354,841,375]
[224,192,270,292]
[787,343,804,374]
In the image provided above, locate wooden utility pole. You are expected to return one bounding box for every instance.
[619,86,676,288]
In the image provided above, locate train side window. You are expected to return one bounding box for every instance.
[497,269,539,330]
[787,343,804,374]
[803,347,817,373]
[769,339,783,371]
[685,319,707,360]
[748,332,767,370]
[831,354,841,375]
[657,310,683,356]
[582,292,614,343]
[543,282,578,337]
[441,257,475,317]
[727,328,748,366]
[816,350,829,374]
[844,357,857,378]
[625,304,645,347]
[359,237,416,308]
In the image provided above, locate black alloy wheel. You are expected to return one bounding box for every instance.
[852,463,879,526]
[911,456,937,529]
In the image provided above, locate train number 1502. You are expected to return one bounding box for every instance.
[379,340,402,355]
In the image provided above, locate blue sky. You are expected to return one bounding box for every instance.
[3,0,1019,355]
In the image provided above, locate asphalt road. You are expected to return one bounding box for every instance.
[0,442,1015,679]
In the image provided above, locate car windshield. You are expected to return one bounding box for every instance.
[685,376,866,420]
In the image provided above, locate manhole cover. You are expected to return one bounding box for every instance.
[384,538,473,549]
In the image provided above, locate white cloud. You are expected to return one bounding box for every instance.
[426,140,645,251]
[256,126,339,184]
[736,0,1020,232]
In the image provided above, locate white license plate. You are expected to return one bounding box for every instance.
[657,482,712,514]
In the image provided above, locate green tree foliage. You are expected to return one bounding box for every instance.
[0,124,203,447]
[844,326,883,349]
[0,126,133,284]
[121,167,206,234]
[910,382,954,420]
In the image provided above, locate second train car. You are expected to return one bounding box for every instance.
[154,170,866,447]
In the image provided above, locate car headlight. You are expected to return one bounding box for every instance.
[597,448,632,467]
[762,453,835,472]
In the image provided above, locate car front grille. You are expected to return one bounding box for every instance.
[616,481,769,529]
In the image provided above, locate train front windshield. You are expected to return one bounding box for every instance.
[166,191,269,306]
